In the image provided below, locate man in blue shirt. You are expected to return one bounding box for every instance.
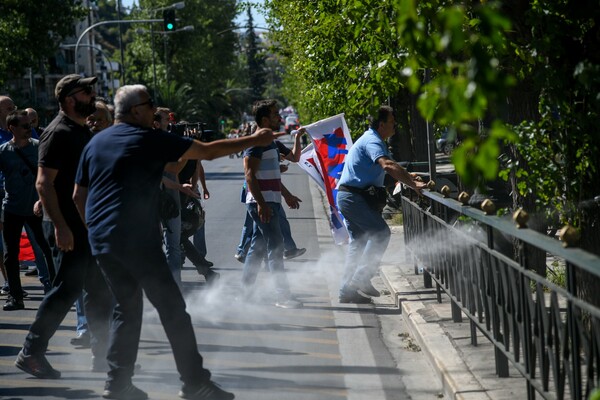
[73,84,273,400]
[337,105,426,303]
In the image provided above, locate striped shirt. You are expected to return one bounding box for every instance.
[243,141,282,204]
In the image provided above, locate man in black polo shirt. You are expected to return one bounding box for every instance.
[15,75,113,379]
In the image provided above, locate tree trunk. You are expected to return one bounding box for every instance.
[389,90,415,162]
[408,92,429,163]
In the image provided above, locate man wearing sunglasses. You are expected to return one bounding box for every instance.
[0,96,17,296]
[16,75,113,380]
[71,84,274,400]
[0,110,55,310]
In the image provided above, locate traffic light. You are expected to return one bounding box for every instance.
[163,10,176,32]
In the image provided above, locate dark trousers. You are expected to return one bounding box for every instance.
[3,211,54,301]
[23,221,113,359]
[96,246,211,388]
[181,237,211,276]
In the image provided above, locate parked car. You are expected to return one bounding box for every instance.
[436,130,458,155]
[284,115,300,134]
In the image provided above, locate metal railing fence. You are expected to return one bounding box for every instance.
[401,190,600,400]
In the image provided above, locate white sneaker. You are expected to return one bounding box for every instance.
[275,297,303,309]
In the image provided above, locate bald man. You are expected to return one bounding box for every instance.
[86,101,113,134]
[25,107,43,139]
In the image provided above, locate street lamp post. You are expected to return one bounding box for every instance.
[136,25,194,102]
[134,1,186,102]
[61,44,116,97]
[75,19,163,76]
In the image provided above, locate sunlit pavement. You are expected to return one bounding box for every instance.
[0,149,442,400]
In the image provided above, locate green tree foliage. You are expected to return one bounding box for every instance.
[268,0,599,248]
[499,0,600,250]
[244,7,267,102]
[0,0,86,87]
[268,0,516,186]
[125,0,238,126]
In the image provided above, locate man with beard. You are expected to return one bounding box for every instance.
[241,99,303,309]
[15,75,113,379]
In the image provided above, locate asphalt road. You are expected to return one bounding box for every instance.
[0,138,442,400]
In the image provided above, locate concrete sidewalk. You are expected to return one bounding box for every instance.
[379,225,527,400]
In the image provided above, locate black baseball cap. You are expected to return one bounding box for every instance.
[55,74,98,102]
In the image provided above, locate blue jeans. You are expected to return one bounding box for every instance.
[242,202,290,296]
[163,215,181,286]
[236,211,254,256]
[162,174,182,286]
[278,206,297,252]
[24,223,54,289]
[237,207,297,257]
[336,191,391,295]
[2,212,54,301]
[192,224,207,258]
[75,293,88,334]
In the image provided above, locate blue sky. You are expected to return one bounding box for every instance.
[120,0,267,27]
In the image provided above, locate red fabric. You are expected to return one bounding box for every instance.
[19,232,36,262]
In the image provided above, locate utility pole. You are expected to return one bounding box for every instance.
[116,0,126,85]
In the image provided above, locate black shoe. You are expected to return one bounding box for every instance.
[205,270,220,285]
[179,380,235,400]
[356,281,380,297]
[15,350,61,379]
[339,289,371,304]
[103,383,148,400]
[43,281,52,294]
[198,258,214,267]
[71,331,91,348]
[3,297,24,311]
[283,248,306,260]
[24,268,39,276]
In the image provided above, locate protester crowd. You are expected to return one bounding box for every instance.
[0,74,424,400]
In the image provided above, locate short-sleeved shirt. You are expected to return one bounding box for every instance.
[0,139,39,216]
[242,140,290,204]
[38,112,92,229]
[338,128,389,188]
[76,123,192,256]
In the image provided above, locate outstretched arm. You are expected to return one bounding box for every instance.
[181,128,274,161]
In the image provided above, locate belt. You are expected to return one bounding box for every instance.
[338,184,366,194]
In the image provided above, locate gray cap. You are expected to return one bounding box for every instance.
[55,74,98,102]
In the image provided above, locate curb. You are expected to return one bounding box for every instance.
[380,264,492,400]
